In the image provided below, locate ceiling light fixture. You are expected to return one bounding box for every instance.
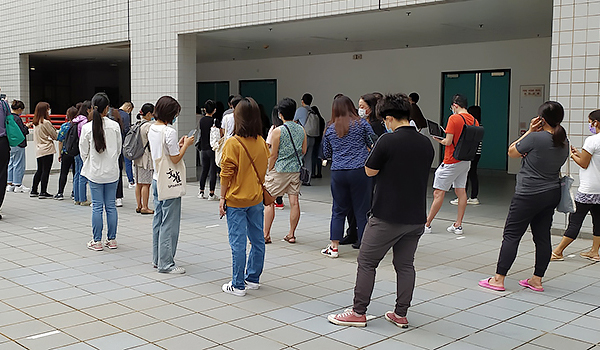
[30,67,35,71]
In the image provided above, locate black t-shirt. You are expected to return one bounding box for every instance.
[199,116,220,151]
[365,125,434,224]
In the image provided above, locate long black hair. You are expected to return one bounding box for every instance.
[91,92,110,153]
[538,101,567,148]
[77,100,91,118]
[136,103,155,120]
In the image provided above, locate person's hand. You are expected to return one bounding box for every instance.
[183,136,195,147]
[26,122,33,128]
[178,136,185,148]
[219,198,226,218]
[571,145,580,158]
[529,116,544,133]
[58,155,62,162]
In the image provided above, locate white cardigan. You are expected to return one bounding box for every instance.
[79,117,122,184]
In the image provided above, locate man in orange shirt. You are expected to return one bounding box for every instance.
[425,94,478,235]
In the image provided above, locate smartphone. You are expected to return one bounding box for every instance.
[187,129,196,138]
[220,201,227,219]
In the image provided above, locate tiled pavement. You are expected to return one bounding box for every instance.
[0,171,599,350]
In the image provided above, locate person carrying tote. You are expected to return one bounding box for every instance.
[80,93,122,251]
[148,96,194,274]
[219,97,270,296]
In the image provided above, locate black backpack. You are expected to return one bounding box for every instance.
[452,114,484,161]
[63,122,80,157]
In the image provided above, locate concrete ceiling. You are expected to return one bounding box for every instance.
[196,0,553,62]
[28,42,130,66]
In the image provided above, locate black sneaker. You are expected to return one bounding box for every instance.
[339,234,357,245]
[38,193,53,199]
[30,191,39,198]
[54,193,64,200]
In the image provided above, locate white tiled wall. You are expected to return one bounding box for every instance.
[551,0,600,180]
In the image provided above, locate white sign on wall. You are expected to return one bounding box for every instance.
[519,85,545,135]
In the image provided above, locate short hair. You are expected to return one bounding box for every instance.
[230,95,243,109]
[372,92,383,100]
[277,98,296,121]
[376,93,411,121]
[409,92,420,103]
[66,106,78,121]
[227,95,235,104]
[121,101,134,110]
[234,97,263,138]
[301,93,313,106]
[11,99,25,111]
[204,99,216,114]
[154,96,181,124]
[451,94,468,108]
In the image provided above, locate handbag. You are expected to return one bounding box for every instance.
[234,136,275,206]
[155,127,187,201]
[2,102,25,147]
[283,124,310,183]
[557,175,575,214]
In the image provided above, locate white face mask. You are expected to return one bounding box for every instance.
[48,110,52,115]
[358,108,367,118]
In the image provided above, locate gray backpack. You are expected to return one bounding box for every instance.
[123,120,149,160]
[304,110,320,137]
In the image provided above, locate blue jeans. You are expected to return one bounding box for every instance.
[152,180,182,272]
[330,168,371,242]
[124,156,134,184]
[74,155,88,202]
[7,146,25,185]
[89,180,118,242]
[226,202,265,290]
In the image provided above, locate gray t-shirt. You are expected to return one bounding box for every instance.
[515,131,569,195]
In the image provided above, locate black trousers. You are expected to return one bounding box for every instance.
[57,154,75,195]
[467,154,480,199]
[564,201,600,239]
[496,188,561,277]
[32,154,53,194]
[116,154,124,199]
[0,137,9,208]
[199,149,217,192]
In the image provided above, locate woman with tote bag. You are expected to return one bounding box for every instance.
[148,96,194,274]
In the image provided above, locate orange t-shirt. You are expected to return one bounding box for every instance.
[443,113,479,164]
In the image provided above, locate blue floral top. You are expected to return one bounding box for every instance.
[275,121,305,173]
[57,122,71,154]
[322,118,374,170]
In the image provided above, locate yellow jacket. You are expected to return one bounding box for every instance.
[220,136,269,208]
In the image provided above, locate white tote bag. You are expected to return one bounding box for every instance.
[156,127,186,201]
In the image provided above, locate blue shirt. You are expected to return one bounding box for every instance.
[293,106,310,126]
[322,118,374,170]
[57,122,71,154]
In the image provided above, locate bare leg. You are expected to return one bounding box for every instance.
[528,275,543,289]
[591,236,600,255]
[287,194,300,239]
[454,187,467,227]
[331,239,340,249]
[552,236,574,257]
[141,184,150,210]
[489,274,506,289]
[425,189,445,227]
[264,203,275,240]
[135,183,142,210]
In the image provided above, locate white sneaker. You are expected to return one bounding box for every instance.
[450,198,459,205]
[128,183,136,189]
[166,266,186,274]
[467,198,480,205]
[197,190,207,199]
[222,281,246,296]
[245,280,260,290]
[13,185,29,193]
[115,198,123,207]
[6,185,14,192]
[207,194,219,201]
[424,225,432,234]
[321,245,339,258]
[447,224,463,235]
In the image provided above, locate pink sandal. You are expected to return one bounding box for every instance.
[478,278,505,291]
[519,279,544,292]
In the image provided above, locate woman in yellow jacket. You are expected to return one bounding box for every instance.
[30,102,57,198]
[219,97,270,297]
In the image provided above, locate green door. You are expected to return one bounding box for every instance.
[442,73,476,126]
[479,71,510,170]
[239,79,277,119]
[197,81,230,111]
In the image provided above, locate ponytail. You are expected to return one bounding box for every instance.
[538,101,567,148]
[552,124,567,148]
[90,93,110,153]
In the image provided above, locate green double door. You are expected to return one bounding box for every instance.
[442,70,510,170]
[239,79,277,119]
[197,81,230,112]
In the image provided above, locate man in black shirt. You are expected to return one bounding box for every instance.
[197,100,221,200]
[328,93,434,328]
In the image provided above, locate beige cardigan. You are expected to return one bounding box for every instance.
[33,119,58,158]
[133,120,154,170]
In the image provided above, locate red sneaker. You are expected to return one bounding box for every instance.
[327,310,366,327]
[385,311,409,328]
[274,203,284,210]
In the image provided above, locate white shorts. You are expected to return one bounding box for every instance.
[433,161,471,191]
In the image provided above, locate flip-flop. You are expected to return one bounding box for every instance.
[478,278,505,291]
[264,237,272,244]
[550,252,564,261]
[584,256,600,262]
[282,236,296,244]
[519,279,544,292]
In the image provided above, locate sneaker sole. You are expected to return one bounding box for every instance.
[321,251,339,258]
[87,246,103,251]
[245,282,260,290]
[105,245,117,249]
[327,314,366,327]
[385,313,409,328]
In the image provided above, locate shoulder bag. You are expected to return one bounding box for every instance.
[156,127,187,201]
[283,124,310,183]
[234,136,275,206]
[2,102,25,147]
[557,154,575,214]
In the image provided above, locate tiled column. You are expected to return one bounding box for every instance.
[177,34,198,178]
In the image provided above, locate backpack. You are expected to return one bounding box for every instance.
[123,120,149,160]
[452,114,484,161]
[304,110,320,137]
[63,122,80,156]
[209,119,221,149]
[3,101,25,147]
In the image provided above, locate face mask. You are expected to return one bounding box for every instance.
[449,106,454,114]
[590,123,598,134]
[171,117,177,124]
[385,119,393,133]
[358,108,367,118]
[48,110,52,115]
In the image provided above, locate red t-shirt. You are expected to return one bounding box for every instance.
[443,113,478,164]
